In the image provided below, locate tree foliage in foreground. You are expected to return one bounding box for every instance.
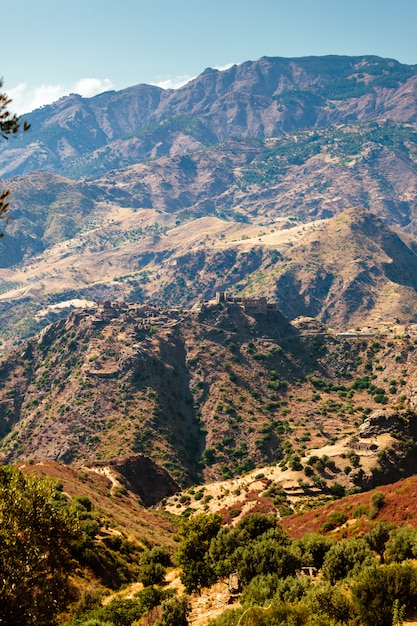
[351,562,417,626]
[175,513,223,593]
[187,511,417,626]
[321,537,375,584]
[58,507,417,626]
[0,466,80,626]
[0,80,30,234]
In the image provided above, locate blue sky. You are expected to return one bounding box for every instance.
[4,0,417,113]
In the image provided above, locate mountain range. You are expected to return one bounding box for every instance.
[2,55,417,179]
[2,55,417,354]
[1,54,417,485]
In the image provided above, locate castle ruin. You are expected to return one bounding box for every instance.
[215,291,277,314]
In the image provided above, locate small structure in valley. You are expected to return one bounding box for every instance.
[215,291,277,314]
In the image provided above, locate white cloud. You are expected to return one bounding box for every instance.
[6,78,114,114]
[214,62,237,72]
[8,83,65,114]
[73,78,113,98]
[6,67,238,114]
[153,64,237,91]
[154,74,195,90]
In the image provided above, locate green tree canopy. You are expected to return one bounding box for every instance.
[233,530,300,586]
[365,520,391,563]
[322,537,375,585]
[208,513,287,580]
[386,525,417,563]
[155,595,191,626]
[352,562,417,626]
[175,512,223,594]
[293,532,333,569]
[0,466,80,625]
[139,545,172,585]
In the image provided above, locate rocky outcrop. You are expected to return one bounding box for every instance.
[359,410,403,438]
[360,409,417,439]
[93,454,179,506]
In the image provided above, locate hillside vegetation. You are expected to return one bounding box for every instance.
[2,300,417,497]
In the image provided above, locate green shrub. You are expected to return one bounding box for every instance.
[306,580,354,624]
[353,504,367,518]
[352,563,417,626]
[329,484,346,498]
[386,526,417,563]
[242,573,312,606]
[322,538,374,584]
[292,533,333,569]
[175,513,222,593]
[370,491,385,510]
[155,594,191,626]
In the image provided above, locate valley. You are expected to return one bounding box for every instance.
[3,54,417,625]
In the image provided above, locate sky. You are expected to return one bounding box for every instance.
[3,0,417,114]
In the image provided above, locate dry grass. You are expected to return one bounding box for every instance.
[21,461,177,548]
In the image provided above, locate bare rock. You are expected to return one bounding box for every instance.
[359,410,402,438]
[94,454,179,506]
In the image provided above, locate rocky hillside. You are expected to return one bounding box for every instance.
[2,299,417,492]
[20,459,177,544]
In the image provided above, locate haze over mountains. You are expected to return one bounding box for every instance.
[2,54,417,352]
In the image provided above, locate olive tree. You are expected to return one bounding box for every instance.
[365,520,390,563]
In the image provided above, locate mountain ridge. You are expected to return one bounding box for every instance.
[2,55,417,179]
